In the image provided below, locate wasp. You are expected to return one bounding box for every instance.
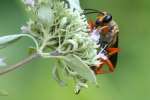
[84,9,120,74]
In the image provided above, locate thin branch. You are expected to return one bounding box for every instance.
[0,53,40,75]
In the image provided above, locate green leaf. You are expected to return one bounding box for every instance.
[62,54,97,84]
[0,34,39,49]
[0,34,24,45]
[60,60,78,76]
[52,60,67,86]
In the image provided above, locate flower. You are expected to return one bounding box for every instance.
[67,0,81,10]
[21,25,30,33]
[23,0,35,7]
[0,0,100,94]
[37,6,54,24]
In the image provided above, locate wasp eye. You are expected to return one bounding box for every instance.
[95,19,101,26]
[103,15,112,23]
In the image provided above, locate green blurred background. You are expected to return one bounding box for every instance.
[0,0,150,100]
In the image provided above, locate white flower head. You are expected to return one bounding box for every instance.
[66,0,81,10]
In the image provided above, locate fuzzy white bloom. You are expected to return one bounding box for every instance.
[20,0,99,94]
[37,6,54,24]
[0,0,101,95]
[66,0,81,10]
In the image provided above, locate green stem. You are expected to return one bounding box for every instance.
[38,37,48,52]
[0,53,39,75]
[0,50,62,76]
[40,52,62,59]
[22,34,39,50]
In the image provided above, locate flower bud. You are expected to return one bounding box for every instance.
[23,0,35,7]
[37,6,54,25]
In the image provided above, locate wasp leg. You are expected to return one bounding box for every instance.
[95,58,114,74]
[95,61,105,74]
[95,48,120,74]
[107,48,120,56]
[88,19,95,32]
[107,47,120,68]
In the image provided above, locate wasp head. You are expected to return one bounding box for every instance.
[95,11,112,27]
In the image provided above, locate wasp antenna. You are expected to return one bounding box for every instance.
[84,9,104,15]
[84,8,100,12]
[84,11,101,15]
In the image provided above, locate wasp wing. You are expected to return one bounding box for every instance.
[109,36,118,68]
